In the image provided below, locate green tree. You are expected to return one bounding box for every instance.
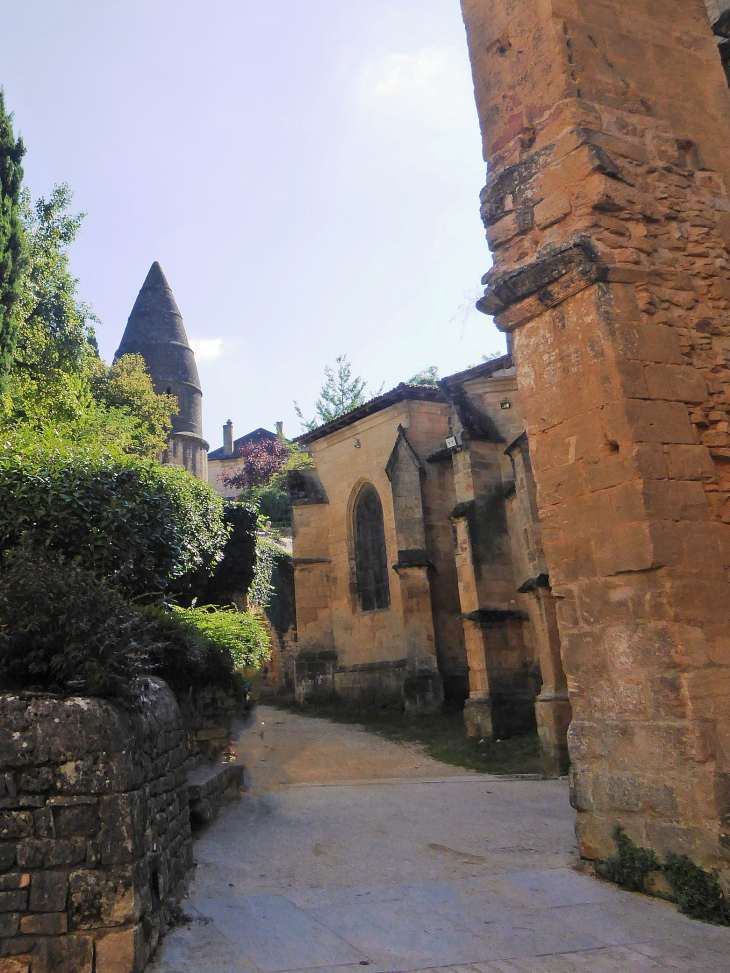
[1,184,177,457]
[0,90,26,394]
[4,184,98,425]
[295,354,376,432]
[408,366,440,386]
[89,353,179,459]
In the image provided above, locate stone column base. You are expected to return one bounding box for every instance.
[535,691,572,778]
[403,670,443,715]
[463,695,493,740]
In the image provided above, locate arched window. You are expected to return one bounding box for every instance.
[353,484,390,612]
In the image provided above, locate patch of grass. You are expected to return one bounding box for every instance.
[269,699,542,775]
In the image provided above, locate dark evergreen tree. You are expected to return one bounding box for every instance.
[0,90,26,393]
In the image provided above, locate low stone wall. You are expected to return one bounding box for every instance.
[178,686,243,764]
[0,679,192,973]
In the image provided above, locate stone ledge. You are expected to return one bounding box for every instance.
[187,764,244,832]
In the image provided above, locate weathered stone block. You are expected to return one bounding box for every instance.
[19,912,67,935]
[100,794,146,865]
[33,934,93,973]
[0,845,15,873]
[602,399,696,445]
[16,839,86,870]
[0,890,27,912]
[0,913,20,937]
[463,696,494,739]
[534,192,572,229]
[29,871,68,913]
[666,444,717,482]
[644,364,708,403]
[0,814,33,841]
[0,957,30,973]
[18,768,53,794]
[32,808,54,840]
[68,868,138,930]
[0,874,28,892]
[94,925,143,973]
[54,803,98,839]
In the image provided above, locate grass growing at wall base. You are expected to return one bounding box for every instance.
[269,699,542,776]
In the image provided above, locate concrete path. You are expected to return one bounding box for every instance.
[151,707,730,973]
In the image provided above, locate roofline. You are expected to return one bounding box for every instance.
[208,427,277,460]
[441,354,514,388]
[295,384,446,446]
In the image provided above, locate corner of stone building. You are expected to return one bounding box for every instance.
[462,0,730,880]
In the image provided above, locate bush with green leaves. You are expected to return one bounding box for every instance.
[0,546,268,703]
[599,827,730,926]
[0,546,152,699]
[195,502,257,607]
[598,826,660,892]
[0,440,227,599]
[172,605,271,670]
[665,853,730,926]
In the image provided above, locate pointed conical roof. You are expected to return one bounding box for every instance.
[114,262,202,393]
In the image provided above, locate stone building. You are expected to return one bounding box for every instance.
[461,0,730,880]
[290,356,571,776]
[115,262,209,479]
[207,422,278,498]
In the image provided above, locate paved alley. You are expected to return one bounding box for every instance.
[151,707,730,973]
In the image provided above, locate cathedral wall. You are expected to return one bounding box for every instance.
[291,398,467,707]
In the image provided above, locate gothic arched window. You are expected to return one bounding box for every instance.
[353,484,390,612]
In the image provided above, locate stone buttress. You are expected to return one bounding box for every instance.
[462,0,730,878]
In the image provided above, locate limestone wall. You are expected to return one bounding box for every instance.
[462,0,730,879]
[178,686,243,764]
[292,400,443,702]
[0,679,192,973]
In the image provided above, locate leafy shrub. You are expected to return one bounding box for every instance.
[221,436,290,490]
[0,546,150,698]
[599,827,730,926]
[256,484,291,524]
[265,546,296,634]
[250,536,281,608]
[665,854,730,926]
[226,444,313,527]
[195,502,257,607]
[0,546,266,702]
[139,605,271,696]
[599,826,660,892]
[172,606,271,670]
[0,441,228,599]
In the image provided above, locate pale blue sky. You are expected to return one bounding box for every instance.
[1,0,499,448]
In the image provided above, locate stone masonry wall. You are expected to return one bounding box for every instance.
[462,0,730,882]
[0,679,192,973]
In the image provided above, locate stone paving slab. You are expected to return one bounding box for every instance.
[151,708,730,973]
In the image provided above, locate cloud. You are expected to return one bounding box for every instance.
[189,338,222,362]
[358,47,475,131]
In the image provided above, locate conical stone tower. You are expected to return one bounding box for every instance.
[115,262,209,479]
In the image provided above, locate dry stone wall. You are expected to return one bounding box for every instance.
[0,680,192,973]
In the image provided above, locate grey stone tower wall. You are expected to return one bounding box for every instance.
[115,262,209,480]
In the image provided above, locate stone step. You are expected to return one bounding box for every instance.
[187,762,244,831]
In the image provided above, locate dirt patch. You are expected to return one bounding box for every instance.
[233,705,472,795]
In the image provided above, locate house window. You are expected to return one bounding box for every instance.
[353,484,390,612]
